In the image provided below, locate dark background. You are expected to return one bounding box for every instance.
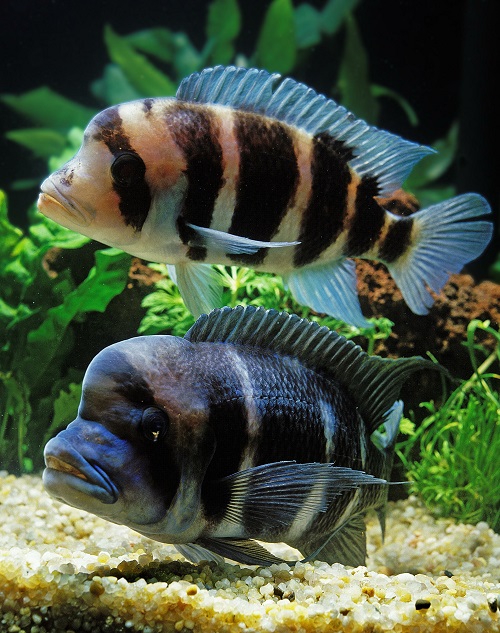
[1,0,498,271]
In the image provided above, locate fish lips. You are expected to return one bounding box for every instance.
[38,177,92,228]
[43,437,119,505]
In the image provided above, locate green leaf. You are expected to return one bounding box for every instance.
[21,248,131,387]
[337,13,378,123]
[91,64,143,105]
[104,25,176,97]
[205,0,241,65]
[1,87,95,130]
[47,382,83,438]
[126,28,176,63]
[0,191,23,259]
[5,128,67,158]
[321,0,360,35]
[371,84,418,126]
[294,4,322,49]
[255,0,297,74]
[405,123,459,190]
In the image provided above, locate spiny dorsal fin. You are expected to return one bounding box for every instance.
[185,306,441,435]
[176,66,434,196]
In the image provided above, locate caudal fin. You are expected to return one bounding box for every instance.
[387,193,492,315]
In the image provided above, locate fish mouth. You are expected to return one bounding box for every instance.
[38,177,93,228]
[43,448,119,505]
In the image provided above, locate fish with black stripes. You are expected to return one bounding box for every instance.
[37,66,492,326]
[43,305,441,567]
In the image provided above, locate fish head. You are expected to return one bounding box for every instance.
[43,335,214,541]
[37,100,183,259]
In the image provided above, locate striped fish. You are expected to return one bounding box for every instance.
[38,66,492,326]
[43,306,441,567]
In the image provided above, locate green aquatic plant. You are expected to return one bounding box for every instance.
[397,320,500,532]
[0,192,131,473]
[138,263,393,353]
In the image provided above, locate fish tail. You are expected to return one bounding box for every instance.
[382,193,492,315]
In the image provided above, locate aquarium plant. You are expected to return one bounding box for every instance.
[397,320,500,532]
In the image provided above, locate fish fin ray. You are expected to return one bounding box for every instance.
[282,259,370,328]
[216,461,387,534]
[186,306,442,435]
[387,193,492,314]
[177,66,433,195]
[170,262,223,318]
[196,537,285,566]
[174,543,225,565]
[300,514,367,566]
[186,222,299,255]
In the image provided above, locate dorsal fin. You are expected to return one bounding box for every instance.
[184,306,441,435]
[176,66,434,196]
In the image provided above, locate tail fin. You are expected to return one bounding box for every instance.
[387,193,492,315]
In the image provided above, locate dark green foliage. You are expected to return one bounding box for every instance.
[0,192,131,473]
[397,320,500,532]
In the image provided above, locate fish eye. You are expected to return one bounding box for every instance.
[141,407,168,443]
[111,152,146,187]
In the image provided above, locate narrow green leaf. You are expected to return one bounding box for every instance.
[5,128,67,158]
[337,13,378,123]
[371,84,419,126]
[255,0,297,74]
[104,25,176,97]
[126,28,176,63]
[321,0,360,35]
[405,123,459,190]
[91,64,143,105]
[1,88,95,130]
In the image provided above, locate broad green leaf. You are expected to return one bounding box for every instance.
[172,33,202,79]
[294,4,322,49]
[405,123,458,190]
[321,0,360,35]
[205,0,241,65]
[371,84,418,126]
[49,382,83,436]
[1,88,95,130]
[255,0,297,74]
[126,28,176,63]
[104,25,176,97]
[22,248,131,386]
[337,13,378,124]
[92,64,143,106]
[6,128,67,158]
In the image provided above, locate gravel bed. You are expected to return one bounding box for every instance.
[1,472,499,633]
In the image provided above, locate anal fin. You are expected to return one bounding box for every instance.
[300,514,367,567]
[168,262,223,317]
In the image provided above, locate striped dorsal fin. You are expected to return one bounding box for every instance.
[185,305,441,435]
[176,66,434,196]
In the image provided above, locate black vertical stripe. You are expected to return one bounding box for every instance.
[93,106,151,231]
[378,217,415,262]
[293,134,353,268]
[167,103,224,261]
[344,176,385,257]
[229,112,299,266]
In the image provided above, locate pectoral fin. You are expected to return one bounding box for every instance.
[215,461,387,534]
[195,537,285,566]
[301,514,367,567]
[186,222,299,255]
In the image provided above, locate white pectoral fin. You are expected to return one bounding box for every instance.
[195,537,285,566]
[174,543,225,565]
[170,262,223,317]
[283,259,371,328]
[186,222,299,255]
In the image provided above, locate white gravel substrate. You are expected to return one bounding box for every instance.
[1,471,499,633]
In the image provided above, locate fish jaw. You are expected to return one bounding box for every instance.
[43,440,119,507]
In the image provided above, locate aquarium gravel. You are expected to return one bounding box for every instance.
[1,472,499,633]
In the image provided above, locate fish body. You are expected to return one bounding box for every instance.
[43,306,438,566]
[37,66,492,326]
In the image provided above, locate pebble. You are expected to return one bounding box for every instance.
[1,475,499,632]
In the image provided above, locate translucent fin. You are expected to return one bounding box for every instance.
[185,306,443,435]
[371,401,403,452]
[282,258,370,328]
[169,262,223,317]
[174,543,224,565]
[387,193,492,314]
[216,461,387,533]
[301,514,367,567]
[177,66,433,195]
[196,537,285,566]
[186,222,299,255]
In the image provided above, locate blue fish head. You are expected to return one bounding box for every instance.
[43,335,214,541]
